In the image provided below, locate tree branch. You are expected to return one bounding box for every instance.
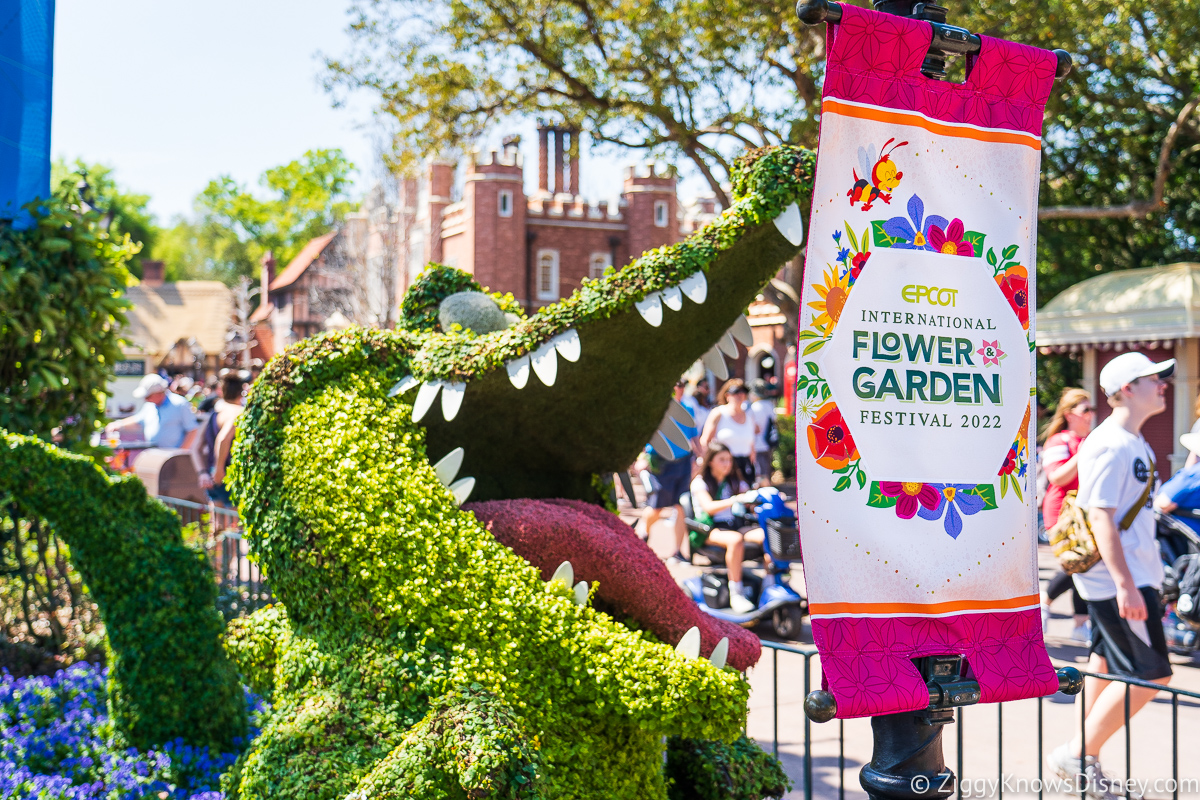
[1040,94,1199,220]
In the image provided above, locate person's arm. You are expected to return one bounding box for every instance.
[1087,506,1147,620]
[189,419,213,489]
[1047,454,1080,487]
[1153,493,1178,513]
[692,484,758,516]
[1188,451,1199,469]
[210,413,241,485]
[699,408,720,449]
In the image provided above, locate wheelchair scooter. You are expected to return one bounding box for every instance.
[680,488,807,638]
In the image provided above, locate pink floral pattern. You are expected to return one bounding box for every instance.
[812,610,1059,718]
[823,4,1057,136]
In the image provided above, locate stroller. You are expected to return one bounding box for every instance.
[1155,509,1200,653]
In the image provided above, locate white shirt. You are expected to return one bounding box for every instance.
[711,408,756,457]
[1072,417,1164,601]
[747,399,777,454]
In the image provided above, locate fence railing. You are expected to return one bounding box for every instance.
[156,496,271,618]
[756,640,1200,800]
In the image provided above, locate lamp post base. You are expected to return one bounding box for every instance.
[860,711,955,800]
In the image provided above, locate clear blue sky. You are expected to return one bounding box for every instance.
[50,0,707,223]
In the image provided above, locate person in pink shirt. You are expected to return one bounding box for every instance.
[1040,387,1094,639]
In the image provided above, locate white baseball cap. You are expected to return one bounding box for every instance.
[132,373,170,399]
[1180,432,1200,456]
[1098,352,1175,397]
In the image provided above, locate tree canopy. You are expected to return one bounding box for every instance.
[329,0,1199,296]
[50,160,158,280]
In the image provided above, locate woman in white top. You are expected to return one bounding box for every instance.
[689,443,764,614]
[700,379,759,484]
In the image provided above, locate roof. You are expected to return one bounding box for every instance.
[122,281,233,357]
[1037,263,1200,347]
[249,300,274,324]
[269,231,338,291]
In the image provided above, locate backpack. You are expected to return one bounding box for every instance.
[765,414,780,448]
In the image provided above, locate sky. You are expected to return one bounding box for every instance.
[51,0,708,224]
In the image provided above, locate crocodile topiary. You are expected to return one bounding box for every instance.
[223,145,814,800]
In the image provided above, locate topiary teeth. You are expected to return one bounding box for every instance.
[531,341,558,385]
[658,419,689,452]
[667,399,695,427]
[635,292,664,326]
[412,381,442,422]
[773,201,805,245]
[648,430,673,459]
[675,626,701,660]
[552,329,581,362]
[709,638,729,669]
[432,447,464,486]
[701,347,728,380]
[449,476,475,505]
[572,581,589,606]
[661,286,683,311]
[550,560,573,588]
[679,271,707,304]
[388,375,420,397]
[716,331,739,358]
[506,355,531,389]
[441,382,466,420]
[730,315,754,347]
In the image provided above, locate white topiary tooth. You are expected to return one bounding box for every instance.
[506,355,531,389]
[441,382,466,420]
[709,637,729,669]
[553,329,581,362]
[432,447,464,487]
[388,375,420,397]
[659,420,689,452]
[773,202,805,246]
[668,399,695,427]
[412,381,442,422]
[531,342,558,386]
[573,581,589,605]
[701,347,728,380]
[717,331,739,358]
[731,314,754,346]
[550,561,574,588]
[676,626,701,659]
[661,286,683,311]
[449,476,475,505]
[649,431,673,459]
[635,293,664,327]
[679,271,708,304]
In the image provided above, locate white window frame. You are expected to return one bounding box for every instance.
[588,251,612,280]
[498,189,513,218]
[536,249,560,301]
[654,200,669,228]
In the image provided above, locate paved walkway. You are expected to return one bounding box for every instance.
[626,501,1200,800]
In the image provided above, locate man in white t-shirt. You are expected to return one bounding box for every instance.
[1049,353,1173,798]
[746,381,777,488]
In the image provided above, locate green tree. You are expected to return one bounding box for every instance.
[50,159,160,280]
[168,149,358,283]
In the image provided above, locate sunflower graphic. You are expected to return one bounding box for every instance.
[808,265,852,332]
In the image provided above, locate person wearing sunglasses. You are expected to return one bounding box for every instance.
[1039,387,1095,640]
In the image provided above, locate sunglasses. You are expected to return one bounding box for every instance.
[1075,405,1094,413]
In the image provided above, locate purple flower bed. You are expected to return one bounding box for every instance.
[1,663,262,799]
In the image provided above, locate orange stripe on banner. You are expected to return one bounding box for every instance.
[809,594,1041,616]
[822,98,1042,150]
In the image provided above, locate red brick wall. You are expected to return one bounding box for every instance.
[622,172,678,265]
[1094,346,1177,478]
[469,169,526,298]
[526,223,619,305]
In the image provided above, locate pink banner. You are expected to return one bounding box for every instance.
[797,5,1059,718]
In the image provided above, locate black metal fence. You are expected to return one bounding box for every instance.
[156,496,271,619]
[757,640,1200,800]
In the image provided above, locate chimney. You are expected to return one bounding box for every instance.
[260,251,276,306]
[568,129,580,195]
[141,260,164,287]
[537,126,549,193]
[554,129,566,194]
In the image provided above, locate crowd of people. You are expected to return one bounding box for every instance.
[104,369,252,508]
[634,376,780,613]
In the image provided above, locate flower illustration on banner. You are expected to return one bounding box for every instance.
[882,195,948,250]
[807,401,859,469]
[877,481,941,519]
[996,266,1030,330]
[927,219,975,257]
[918,484,989,539]
[833,223,872,285]
[808,265,852,331]
[977,340,1006,366]
[1000,403,1032,500]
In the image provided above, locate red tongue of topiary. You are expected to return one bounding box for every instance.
[468,498,762,671]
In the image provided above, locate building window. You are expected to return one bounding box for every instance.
[498,189,513,218]
[589,252,612,280]
[654,200,669,228]
[536,249,560,300]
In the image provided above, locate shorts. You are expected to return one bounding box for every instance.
[754,451,773,481]
[651,457,692,509]
[206,483,232,506]
[1087,587,1173,681]
[733,455,756,485]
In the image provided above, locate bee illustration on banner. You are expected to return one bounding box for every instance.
[847,138,908,211]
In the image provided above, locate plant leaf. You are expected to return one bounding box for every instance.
[833,476,851,492]
[844,224,860,252]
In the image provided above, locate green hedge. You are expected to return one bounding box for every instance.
[0,433,246,750]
